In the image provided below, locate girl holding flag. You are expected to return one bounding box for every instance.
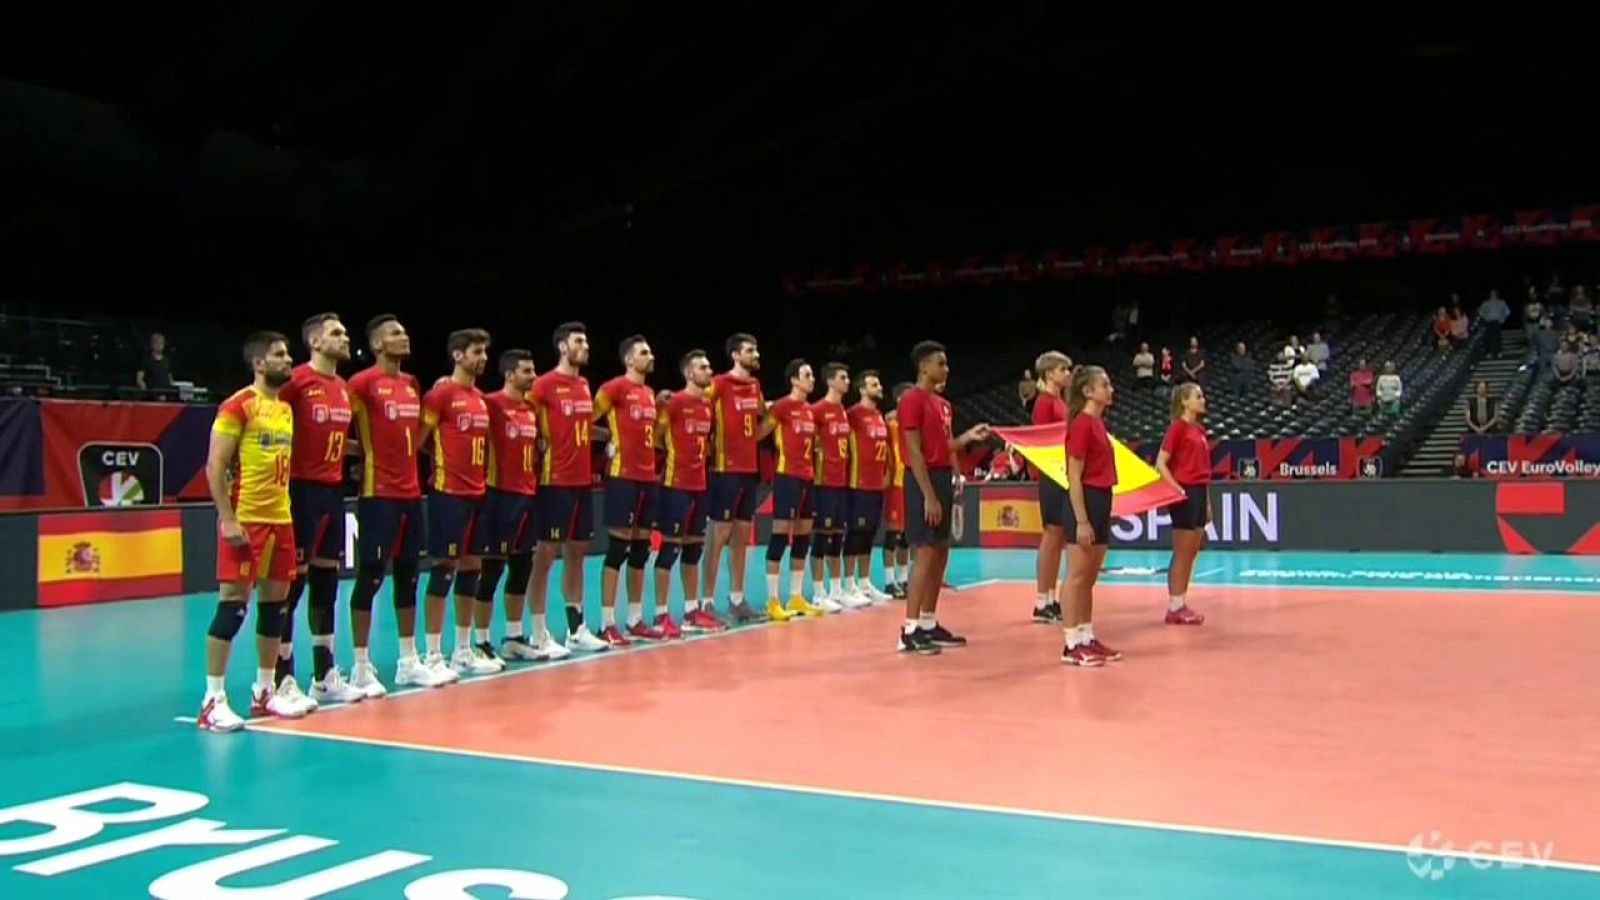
[1062,365,1121,666]
[1154,383,1209,625]
[1029,351,1072,623]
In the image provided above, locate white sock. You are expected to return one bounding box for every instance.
[812,579,824,598]
[844,575,858,592]
[685,596,700,612]
[255,668,275,693]
[730,590,744,607]
[1079,624,1094,643]
[1035,592,1051,610]
[918,613,936,630]
[903,618,919,635]
[426,632,442,656]
[398,636,417,661]
[1064,628,1081,649]
[506,620,525,640]
[602,607,615,627]
[790,568,805,597]
[455,625,471,648]
[1169,595,1185,611]
[765,573,779,599]
[355,646,371,666]
[313,635,333,651]
[277,642,293,661]
[530,611,545,637]
[895,562,908,583]
[205,675,225,697]
[628,611,643,627]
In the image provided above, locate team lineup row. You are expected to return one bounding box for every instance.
[194,313,996,732]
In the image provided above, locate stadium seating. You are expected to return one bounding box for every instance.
[0,309,188,400]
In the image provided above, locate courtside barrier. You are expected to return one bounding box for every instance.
[5,480,1596,611]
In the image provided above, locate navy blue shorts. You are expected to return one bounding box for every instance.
[1066,485,1114,546]
[356,497,425,566]
[771,474,814,522]
[290,480,346,565]
[479,488,537,556]
[1167,483,1210,531]
[604,478,659,533]
[1038,477,1069,529]
[708,471,760,523]
[849,489,883,535]
[905,469,955,547]
[656,487,708,540]
[812,485,849,531]
[427,492,484,561]
[538,485,595,543]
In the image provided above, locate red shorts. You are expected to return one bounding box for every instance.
[216,522,297,585]
[883,486,906,531]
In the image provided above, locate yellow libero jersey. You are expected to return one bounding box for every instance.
[213,387,294,524]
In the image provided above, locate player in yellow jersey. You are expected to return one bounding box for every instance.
[197,332,317,733]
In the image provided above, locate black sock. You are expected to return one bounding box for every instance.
[566,605,584,633]
[308,567,338,682]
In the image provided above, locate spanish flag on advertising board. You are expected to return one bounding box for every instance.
[37,509,184,607]
[990,421,1184,515]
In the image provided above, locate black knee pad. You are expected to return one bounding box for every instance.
[809,533,830,559]
[604,537,631,571]
[505,552,533,594]
[425,564,456,598]
[627,538,652,569]
[789,533,812,560]
[454,568,481,600]
[309,596,336,637]
[255,601,287,638]
[827,532,845,558]
[352,562,385,613]
[207,602,247,641]
[766,532,789,563]
[844,531,867,556]
[280,575,304,641]
[654,541,681,570]
[886,530,907,551]
[392,559,419,610]
[477,558,507,601]
[680,542,704,566]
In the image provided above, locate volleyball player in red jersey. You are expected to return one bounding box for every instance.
[701,333,765,626]
[882,383,913,598]
[1062,365,1121,666]
[593,335,664,646]
[421,329,499,678]
[348,315,453,688]
[478,350,570,663]
[528,322,609,653]
[1029,351,1072,624]
[843,370,893,605]
[1155,382,1209,625]
[273,312,368,705]
[807,362,854,611]
[655,349,721,635]
[898,342,990,655]
[762,360,822,621]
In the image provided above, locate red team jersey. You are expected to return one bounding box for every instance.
[278,364,352,485]
[347,367,424,499]
[484,391,539,495]
[661,391,714,491]
[1066,413,1118,489]
[707,373,765,474]
[897,387,954,470]
[595,377,659,482]
[423,380,490,497]
[766,397,817,481]
[846,404,890,490]
[1032,392,1068,425]
[811,399,850,488]
[530,371,595,488]
[1161,419,1211,486]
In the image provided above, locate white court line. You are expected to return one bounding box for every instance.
[1192,567,1225,578]
[954,576,1598,597]
[246,723,1600,877]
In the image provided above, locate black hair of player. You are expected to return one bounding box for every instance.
[618,334,648,364]
[892,381,914,402]
[301,312,341,348]
[680,349,708,374]
[821,362,849,383]
[725,332,757,361]
[910,341,946,369]
[552,321,587,350]
[242,331,289,367]
[784,358,810,381]
[500,348,533,375]
[364,314,398,348]
[859,369,881,384]
[448,328,491,356]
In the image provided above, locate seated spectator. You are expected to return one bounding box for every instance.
[1018,370,1037,413]
[1292,353,1320,396]
[1569,286,1594,333]
[1132,342,1155,391]
[1554,342,1581,384]
[1464,380,1500,434]
[1376,361,1403,415]
[1349,358,1376,412]
[1230,342,1256,397]
[1181,336,1206,384]
[1478,289,1510,357]
[1306,331,1330,373]
[135,332,175,393]
[1583,334,1600,381]
[1268,354,1294,407]
[1282,334,1303,362]
[1159,346,1174,394]
[1431,306,1452,353]
[1448,305,1470,347]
